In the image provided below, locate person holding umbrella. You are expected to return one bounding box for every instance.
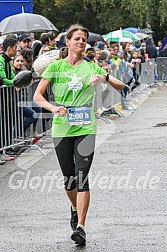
[33,24,125,246]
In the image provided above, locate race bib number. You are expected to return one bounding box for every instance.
[67,107,91,125]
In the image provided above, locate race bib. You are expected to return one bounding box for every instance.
[67,107,91,125]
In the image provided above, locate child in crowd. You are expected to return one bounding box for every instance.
[94,48,101,64]
[130,50,142,91]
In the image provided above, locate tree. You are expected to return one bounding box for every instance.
[33,0,167,41]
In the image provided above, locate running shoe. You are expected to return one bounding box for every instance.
[0,160,6,165]
[71,227,86,246]
[70,207,78,231]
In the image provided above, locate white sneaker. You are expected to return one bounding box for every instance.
[33,131,43,138]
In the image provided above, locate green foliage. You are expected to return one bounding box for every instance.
[33,0,167,41]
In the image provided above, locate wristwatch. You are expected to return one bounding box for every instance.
[105,73,109,82]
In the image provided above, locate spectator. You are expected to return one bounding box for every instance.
[160,43,167,57]
[121,42,135,96]
[21,48,33,70]
[17,34,31,53]
[98,50,110,71]
[111,43,119,57]
[32,40,42,61]
[0,37,17,85]
[145,37,157,59]
[86,51,95,62]
[130,50,142,91]
[160,37,167,56]
[94,48,101,64]
[0,37,17,162]
[47,31,57,50]
[156,40,162,56]
[140,42,148,60]
[56,33,66,49]
[96,41,107,50]
[85,47,96,62]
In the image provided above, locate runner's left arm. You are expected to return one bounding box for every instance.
[90,73,124,90]
[104,73,125,90]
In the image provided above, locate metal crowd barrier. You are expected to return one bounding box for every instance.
[157,57,167,81]
[0,85,25,151]
[94,73,121,112]
[140,59,155,85]
[0,83,53,154]
[28,79,53,137]
[94,59,155,112]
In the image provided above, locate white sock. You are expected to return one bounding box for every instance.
[72,206,77,211]
[77,224,85,230]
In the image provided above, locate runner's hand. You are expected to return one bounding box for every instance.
[90,74,104,86]
[51,106,68,116]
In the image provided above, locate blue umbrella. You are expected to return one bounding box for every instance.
[124,27,139,34]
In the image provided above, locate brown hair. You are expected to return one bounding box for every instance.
[65,24,89,40]
[86,51,95,61]
[58,47,68,59]
[122,42,130,50]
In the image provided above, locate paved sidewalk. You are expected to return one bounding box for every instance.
[0,84,167,251]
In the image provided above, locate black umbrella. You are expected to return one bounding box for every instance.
[14,70,32,88]
[87,32,104,43]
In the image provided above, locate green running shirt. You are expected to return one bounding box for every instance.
[41,59,106,137]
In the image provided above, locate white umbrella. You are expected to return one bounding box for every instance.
[0,7,58,34]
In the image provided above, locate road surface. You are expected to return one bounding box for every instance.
[0,84,167,252]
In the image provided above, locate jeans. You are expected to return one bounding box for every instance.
[23,102,42,131]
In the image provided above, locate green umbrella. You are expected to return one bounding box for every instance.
[103,30,139,43]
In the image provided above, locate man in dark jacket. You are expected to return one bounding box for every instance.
[145,37,157,59]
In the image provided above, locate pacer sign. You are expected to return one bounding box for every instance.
[67,107,91,125]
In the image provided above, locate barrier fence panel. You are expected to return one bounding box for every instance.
[94,84,102,112]
[27,81,54,135]
[0,83,54,153]
[94,59,155,112]
[157,57,167,81]
[140,59,155,85]
[94,81,121,112]
[0,86,25,151]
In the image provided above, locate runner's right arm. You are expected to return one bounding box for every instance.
[33,78,67,116]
